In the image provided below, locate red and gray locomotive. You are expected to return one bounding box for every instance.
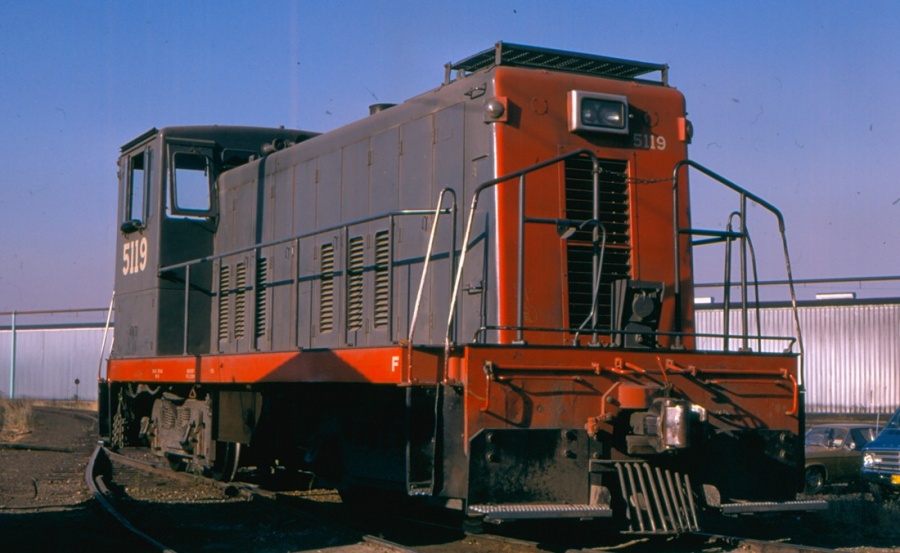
[100,43,820,533]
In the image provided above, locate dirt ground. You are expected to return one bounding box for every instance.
[0,403,95,509]
[2,403,900,553]
[0,402,155,551]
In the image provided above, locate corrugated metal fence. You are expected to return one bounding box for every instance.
[2,302,898,413]
[0,325,112,401]
[696,301,900,414]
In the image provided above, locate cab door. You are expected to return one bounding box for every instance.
[157,141,217,354]
[114,138,162,358]
[113,134,218,358]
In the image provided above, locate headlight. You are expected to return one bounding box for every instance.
[582,99,624,128]
[662,403,688,448]
[863,453,874,467]
[569,91,629,134]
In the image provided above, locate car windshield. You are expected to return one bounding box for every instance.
[849,427,877,449]
[886,409,900,429]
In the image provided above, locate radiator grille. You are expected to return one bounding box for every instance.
[866,449,900,473]
[373,230,390,328]
[255,257,268,339]
[565,156,631,330]
[217,264,230,342]
[347,236,365,331]
[234,262,247,339]
[319,243,335,333]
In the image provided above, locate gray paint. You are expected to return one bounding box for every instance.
[205,80,492,353]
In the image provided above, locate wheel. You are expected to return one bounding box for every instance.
[804,467,825,495]
[166,453,187,472]
[462,515,484,534]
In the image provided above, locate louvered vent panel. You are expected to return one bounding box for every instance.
[373,230,390,328]
[217,264,231,342]
[320,244,335,333]
[255,257,268,339]
[235,262,247,340]
[347,236,365,331]
[565,156,631,330]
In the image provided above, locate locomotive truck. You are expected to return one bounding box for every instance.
[99,43,823,534]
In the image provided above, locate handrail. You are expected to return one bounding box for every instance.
[159,207,452,273]
[471,325,798,353]
[445,149,599,356]
[672,160,804,382]
[408,189,457,369]
[160,151,805,377]
[164,205,454,355]
[97,291,115,381]
[572,222,607,346]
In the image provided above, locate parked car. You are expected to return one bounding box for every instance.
[804,423,878,494]
[862,407,900,498]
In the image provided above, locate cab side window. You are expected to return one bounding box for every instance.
[122,149,150,231]
[169,149,215,218]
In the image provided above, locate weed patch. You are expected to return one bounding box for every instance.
[0,398,34,441]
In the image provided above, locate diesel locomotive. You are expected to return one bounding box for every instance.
[99,43,822,533]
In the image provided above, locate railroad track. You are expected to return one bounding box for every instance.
[689,533,841,553]
[85,445,458,552]
[86,445,848,553]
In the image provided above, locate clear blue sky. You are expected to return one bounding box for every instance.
[1,0,898,313]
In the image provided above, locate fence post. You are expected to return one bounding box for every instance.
[9,311,16,399]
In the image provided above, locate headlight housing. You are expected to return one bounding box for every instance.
[863,452,875,468]
[569,91,629,134]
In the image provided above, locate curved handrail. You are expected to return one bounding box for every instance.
[444,149,598,354]
[162,205,455,355]
[408,188,457,367]
[672,159,804,381]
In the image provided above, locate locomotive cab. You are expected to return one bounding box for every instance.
[112,126,315,358]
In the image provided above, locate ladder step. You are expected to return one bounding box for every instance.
[720,499,828,515]
[468,503,612,521]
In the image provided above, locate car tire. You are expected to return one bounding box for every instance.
[804,467,825,495]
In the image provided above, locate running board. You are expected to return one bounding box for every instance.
[720,499,828,515]
[468,503,612,521]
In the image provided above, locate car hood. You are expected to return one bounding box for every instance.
[864,429,900,450]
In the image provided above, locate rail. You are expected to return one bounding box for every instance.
[156,149,802,380]
[442,151,804,381]
[672,160,804,380]
[160,196,457,355]
[446,149,603,355]
[407,188,457,366]
[471,325,797,353]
